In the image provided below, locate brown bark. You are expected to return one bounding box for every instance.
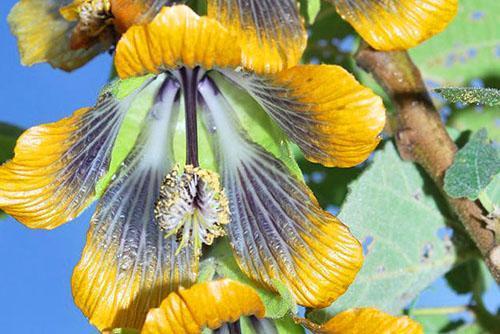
[355,43,499,282]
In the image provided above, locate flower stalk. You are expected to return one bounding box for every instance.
[354,41,500,282]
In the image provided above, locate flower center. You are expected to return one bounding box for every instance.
[154,165,230,257]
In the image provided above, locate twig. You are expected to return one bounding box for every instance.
[354,42,500,282]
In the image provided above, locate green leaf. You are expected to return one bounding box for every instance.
[302,2,356,69]
[275,315,306,334]
[410,0,500,86]
[447,105,500,142]
[413,314,463,334]
[309,141,457,322]
[454,323,489,334]
[444,129,499,200]
[239,315,305,334]
[445,258,493,298]
[479,175,499,213]
[434,88,500,106]
[0,122,23,220]
[306,0,321,24]
[205,239,296,319]
[0,122,22,164]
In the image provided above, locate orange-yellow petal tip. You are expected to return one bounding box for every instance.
[0,108,95,229]
[318,308,424,334]
[141,279,265,334]
[334,0,458,50]
[271,64,386,167]
[114,5,241,78]
[207,0,307,74]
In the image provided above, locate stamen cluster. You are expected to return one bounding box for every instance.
[154,165,230,257]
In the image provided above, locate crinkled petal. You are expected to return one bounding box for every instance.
[8,0,110,71]
[332,0,458,50]
[318,308,423,334]
[142,279,265,334]
[199,78,363,308]
[72,79,198,331]
[207,0,307,74]
[0,91,130,229]
[114,5,241,78]
[222,65,385,168]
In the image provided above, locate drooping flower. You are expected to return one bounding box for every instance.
[8,0,306,72]
[0,5,385,331]
[140,278,423,334]
[327,0,459,50]
[7,0,170,70]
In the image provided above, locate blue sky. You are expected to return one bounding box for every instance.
[0,1,497,333]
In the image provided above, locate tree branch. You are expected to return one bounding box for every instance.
[354,42,499,282]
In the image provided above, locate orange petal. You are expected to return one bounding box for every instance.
[8,0,110,71]
[223,64,385,168]
[271,65,385,167]
[114,5,242,78]
[110,0,168,33]
[333,0,458,50]
[72,92,198,331]
[207,0,307,74]
[0,95,127,229]
[199,79,364,308]
[318,308,423,334]
[141,279,265,334]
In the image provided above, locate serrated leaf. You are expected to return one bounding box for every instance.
[444,129,499,200]
[309,141,457,322]
[410,0,500,86]
[435,88,500,106]
[306,0,321,24]
[206,239,296,319]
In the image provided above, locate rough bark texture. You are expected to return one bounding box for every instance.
[355,43,499,282]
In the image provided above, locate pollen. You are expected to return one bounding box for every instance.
[154,165,230,257]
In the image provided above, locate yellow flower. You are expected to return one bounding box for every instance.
[7,0,169,71]
[140,279,423,334]
[327,0,459,50]
[0,5,385,331]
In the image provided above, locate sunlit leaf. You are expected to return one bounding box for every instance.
[309,141,457,321]
[435,88,500,106]
[444,129,499,200]
[410,0,500,86]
